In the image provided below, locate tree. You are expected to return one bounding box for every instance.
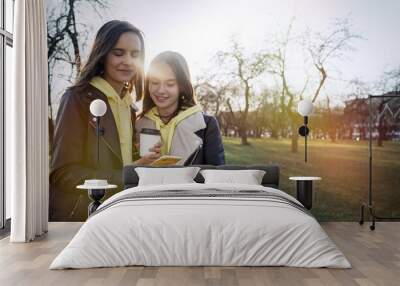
[217,38,270,145]
[266,88,288,139]
[47,0,107,149]
[305,18,361,103]
[269,21,308,152]
[252,91,269,138]
[375,66,400,94]
[194,74,233,119]
[323,96,344,142]
[269,18,360,152]
[376,98,391,147]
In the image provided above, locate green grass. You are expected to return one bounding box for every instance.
[223,137,400,221]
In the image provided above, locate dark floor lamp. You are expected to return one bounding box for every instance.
[297,99,314,162]
[359,93,400,230]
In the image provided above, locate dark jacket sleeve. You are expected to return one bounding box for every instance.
[202,115,225,165]
[50,90,122,194]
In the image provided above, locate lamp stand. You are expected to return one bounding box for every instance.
[94,116,105,176]
[304,116,308,162]
[95,116,101,169]
[298,116,309,162]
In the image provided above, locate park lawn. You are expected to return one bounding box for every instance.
[223,137,400,221]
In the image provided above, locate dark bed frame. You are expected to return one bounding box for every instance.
[123,165,280,189]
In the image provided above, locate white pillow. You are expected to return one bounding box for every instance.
[135,167,201,186]
[200,169,266,185]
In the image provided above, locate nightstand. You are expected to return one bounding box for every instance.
[289,176,321,210]
[77,181,117,216]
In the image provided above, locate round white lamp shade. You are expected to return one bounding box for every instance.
[297,99,314,116]
[90,99,107,117]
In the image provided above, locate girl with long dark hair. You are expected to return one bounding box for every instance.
[50,20,161,221]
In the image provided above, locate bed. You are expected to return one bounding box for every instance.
[50,165,351,269]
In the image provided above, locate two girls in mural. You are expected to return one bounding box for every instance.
[50,20,225,221]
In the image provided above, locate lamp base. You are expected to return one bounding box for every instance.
[88,189,106,216]
[298,126,309,136]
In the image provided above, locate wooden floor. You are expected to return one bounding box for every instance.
[0,222,399,286]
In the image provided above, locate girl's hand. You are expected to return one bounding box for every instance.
[149,142,162,154]
[134,142,163,165]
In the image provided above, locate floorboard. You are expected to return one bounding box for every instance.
[0,222,399,286]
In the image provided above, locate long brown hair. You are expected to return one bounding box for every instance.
[71,20,145,100]
[141,51,196,117]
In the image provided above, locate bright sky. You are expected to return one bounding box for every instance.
[51,0,400,105]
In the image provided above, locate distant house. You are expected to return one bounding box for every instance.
[343,91,400,140]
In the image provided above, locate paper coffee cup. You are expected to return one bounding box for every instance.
[140,128,161,156]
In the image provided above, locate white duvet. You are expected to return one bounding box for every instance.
[50,183,351,269]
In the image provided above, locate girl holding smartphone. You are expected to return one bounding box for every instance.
[50,21,161,221]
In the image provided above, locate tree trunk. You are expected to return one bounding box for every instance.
[241,132,249,145]
[329,131,336,142]
[240,84,250,145]
[291,127,298,153]
[377,103,385,147]
[360,126,366,140]
[288,109,298,153]
[256,128,263,138]
[377,121,385,147]
[48,79,54,155]
[240,124,249,145]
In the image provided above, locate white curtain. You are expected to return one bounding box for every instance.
[9,0,49,242]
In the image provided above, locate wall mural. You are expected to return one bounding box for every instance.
[47,0,400,221]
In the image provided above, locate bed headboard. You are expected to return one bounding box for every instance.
[123,165,280,189]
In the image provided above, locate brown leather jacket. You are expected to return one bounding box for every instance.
[49,85,137,221]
